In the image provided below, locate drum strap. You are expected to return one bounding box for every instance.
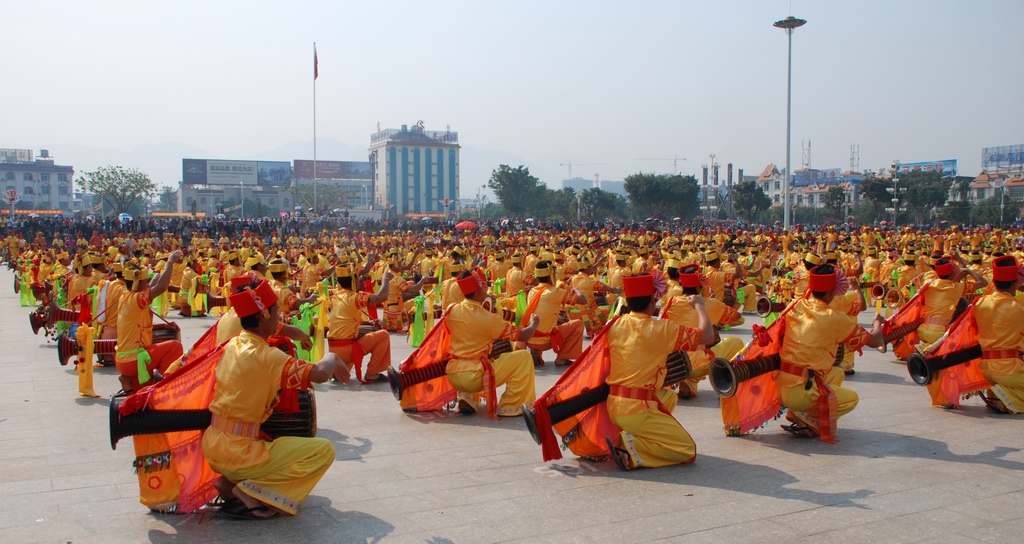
[328,338,369,384]
[210,414,260,439]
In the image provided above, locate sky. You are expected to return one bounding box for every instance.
[5,0,1023,199]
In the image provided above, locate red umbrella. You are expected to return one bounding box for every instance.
[455,220,478,230]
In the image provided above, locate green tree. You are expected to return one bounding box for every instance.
[729,181,772,221]
[158,186,177,212]
[487,165,544,218]
[77,166,158,216]
[900,171,951,224]
[290,183,357,213]
[824,186,846,214]
[537,187,577,220]
[972,194,1021,227]
[578,188,628,221]
[624,172,699,219]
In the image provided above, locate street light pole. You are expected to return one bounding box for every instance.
[775,15,806,231]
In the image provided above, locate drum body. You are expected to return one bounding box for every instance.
[260,389,318,439]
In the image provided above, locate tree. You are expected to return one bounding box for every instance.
[624,172,699,219]
[900,171,951,225]
[730,181,772,221]
[290,183,357,213]
[578,188,628,221]
[77,166,158,216]
[487,165,544,218]
[823,186,847,214]
[158,186,177,212]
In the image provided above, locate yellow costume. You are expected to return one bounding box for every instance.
[201,332,332,515]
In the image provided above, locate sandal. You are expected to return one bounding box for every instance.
[217,505,279,521]
[605,437,633,471]
[781,423,816,438]
[208,495,242,509]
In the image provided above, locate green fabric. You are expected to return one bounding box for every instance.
[291,302,315,362]
[514,290,527,327]
[411,295,426,347]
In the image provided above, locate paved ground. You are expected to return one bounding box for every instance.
[2,267,1023,543]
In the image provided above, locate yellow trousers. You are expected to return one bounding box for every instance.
[982,364,1024,414]
[740,285,757,312]
[214,436,334,515]
[780,367,858,420]
[918,328,949,406]
[609,389,694,468]
[447,350,536,416]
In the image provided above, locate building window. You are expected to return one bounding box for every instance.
[200,197,207,205]
[796,195,803,204]
[58,174,67,182]
[774,195,780,203]
[58,184,69,195]
[40,173,50,182]
[40,185,50,195]
[23,173,33,181]
[269,198,276,206]
[807,195,814,204]
[283,198,290,208]
[6,185,15,192]
[774,181,780,190]
[24,186,34,195]
[4,173,13,181]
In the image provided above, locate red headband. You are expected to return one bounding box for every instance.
[457,267,487,296]
[229,278,277,318]
[933,258,953,277]
[993,256,1019,282]
[623,274,655,298]
[679,266,701,289]
[808,267,836,293]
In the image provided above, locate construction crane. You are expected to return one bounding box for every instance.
[560,160,605,180]
[634,155,687,173]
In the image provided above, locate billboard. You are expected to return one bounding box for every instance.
[293,160,372,180]
[896,159,957,177]
[793,168,842,185]
[182,159,260,186]
[0,148,33,162]
[982,145,1024,170]
[257,161,292,187]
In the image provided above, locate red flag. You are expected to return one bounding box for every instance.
[313,44,319,80]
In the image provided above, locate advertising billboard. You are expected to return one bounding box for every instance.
[982,145,1024,170]
[896,159,957,177]
[257,161,292,187]
[0,148,33,162]
[793,168,842,185]
[182,159,261,186]
[293,160,372,180]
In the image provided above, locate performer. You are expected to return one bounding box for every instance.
[326,263,392,383]
[519,261,586,366]
[202,276,341,519]
[114,253,185,393]
[604,272,713,471]
[976,256,1024,414]
[778,264,887,440]
[447,268,540,416]
[660,263,745,398]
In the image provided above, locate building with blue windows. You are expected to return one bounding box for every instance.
[368,122,460,217]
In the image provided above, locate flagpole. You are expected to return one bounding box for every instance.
[313,41,318,214]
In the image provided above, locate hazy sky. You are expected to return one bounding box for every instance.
[6,0,1023,198]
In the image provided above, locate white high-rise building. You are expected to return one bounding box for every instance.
[369,122,460,217]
